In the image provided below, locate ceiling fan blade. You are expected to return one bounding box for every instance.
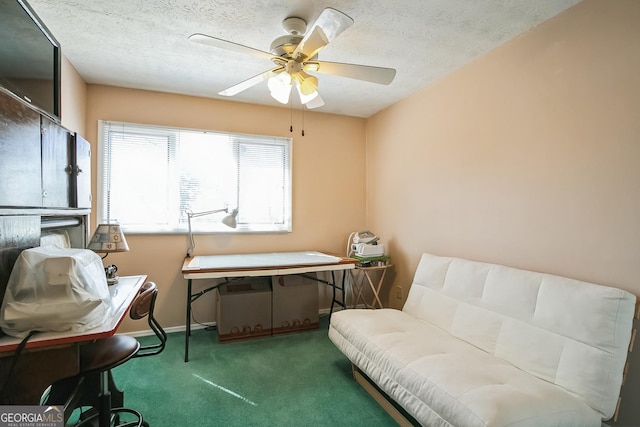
[293,8,354,61]
[304,92,325,109]
[311,61,396,85]
[219,67,284,97]
[189,33,274,61]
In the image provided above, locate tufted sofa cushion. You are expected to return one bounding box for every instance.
[329,253,636,426]
[403,253,635,419]
[330,309,602,426]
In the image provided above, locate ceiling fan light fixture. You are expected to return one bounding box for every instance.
[268,72,292,104]
[303,62,320,73]
[305,92,325,109]
[289,70,319,105]
[298,87,319,105]
[298,74,318,96]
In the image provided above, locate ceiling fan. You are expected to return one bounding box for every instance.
[188,7,396,109]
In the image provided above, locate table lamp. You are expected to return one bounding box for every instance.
[87,223,130,285]
[186,207,238,257]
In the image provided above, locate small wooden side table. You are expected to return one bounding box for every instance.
[352,264,393,309]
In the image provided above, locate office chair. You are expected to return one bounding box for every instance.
[44,281,166,427]
[128,281,167,358]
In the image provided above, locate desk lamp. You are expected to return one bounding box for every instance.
[186,207,238,257]
[87,223,130,285]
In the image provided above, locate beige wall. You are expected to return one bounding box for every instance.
[60,55,87,135]
[366,0,640,309]
[83,86,366,332]
[60,0,640,331]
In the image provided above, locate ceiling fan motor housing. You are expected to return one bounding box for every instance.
[270,35,303,58]
[270,16,307,58]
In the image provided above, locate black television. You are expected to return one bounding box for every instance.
[0,0,61,122]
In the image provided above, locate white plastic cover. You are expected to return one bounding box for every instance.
[0,245,113,338]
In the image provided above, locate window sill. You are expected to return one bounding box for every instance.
[121,225,292,235]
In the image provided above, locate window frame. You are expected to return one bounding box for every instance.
[96,120,293,235]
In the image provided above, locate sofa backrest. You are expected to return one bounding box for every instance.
[402,253,636,420]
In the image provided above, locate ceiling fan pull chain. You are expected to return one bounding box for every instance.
[290,97,294,133]
[301,106,305,136]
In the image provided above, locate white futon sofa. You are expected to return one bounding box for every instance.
[329,253,637,426]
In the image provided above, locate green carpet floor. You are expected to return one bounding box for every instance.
[105,316,397,426]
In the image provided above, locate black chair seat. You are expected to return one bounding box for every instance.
[79,336,140,375]
[43,282,165,426]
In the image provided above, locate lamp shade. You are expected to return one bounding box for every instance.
[221,208,239,229]
[87,223,130,253]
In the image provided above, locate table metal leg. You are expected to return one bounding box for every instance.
[329,271,337,317]
[340,271,347,309]
[328,270,349,320]
[185,278,192,362]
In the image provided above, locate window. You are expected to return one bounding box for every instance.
[97,121,292,234]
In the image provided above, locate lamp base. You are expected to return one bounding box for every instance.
[105,264,119,286]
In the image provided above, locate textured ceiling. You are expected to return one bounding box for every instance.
[27,0,581,118]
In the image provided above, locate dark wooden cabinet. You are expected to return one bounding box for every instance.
[70,133,91,208]
[41,115,71,208]
[0,90,42,207]
[1,88,91,210]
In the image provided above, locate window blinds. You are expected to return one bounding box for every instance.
[98,121,292,233]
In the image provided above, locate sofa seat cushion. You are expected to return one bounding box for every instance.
[329,308,601,427]
[402,253,635,419]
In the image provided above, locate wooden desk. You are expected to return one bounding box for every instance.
[0,275,147,404]
[182,251,357,362]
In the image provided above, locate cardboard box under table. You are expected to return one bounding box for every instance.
[271,273,319,335]
[216,278,272,342]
